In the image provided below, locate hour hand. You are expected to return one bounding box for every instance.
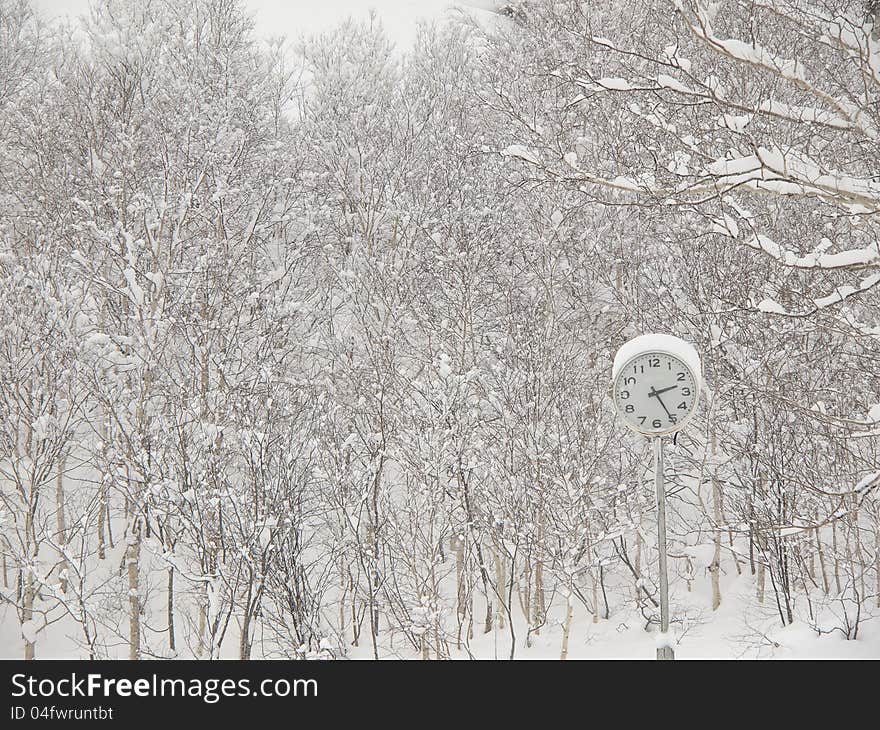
[651,385,678,397]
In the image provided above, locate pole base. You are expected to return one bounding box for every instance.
[656,646,675,660]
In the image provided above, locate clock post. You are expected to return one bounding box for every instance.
[611,333,701,661]
[654,435,674,660]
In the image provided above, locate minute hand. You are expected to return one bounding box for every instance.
[648,386,675,419]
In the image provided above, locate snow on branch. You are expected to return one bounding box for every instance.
[813,271,880,307]
[777,471,880,536]
[673,0,879,139]
[704,147,880,210]
[745,232,879,271]
[501,144,542,166]
[748,268,880,318]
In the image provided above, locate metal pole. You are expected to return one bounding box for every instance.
[654,436,674,660]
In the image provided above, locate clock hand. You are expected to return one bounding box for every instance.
[648,386,674,419]
[652,385,678,397]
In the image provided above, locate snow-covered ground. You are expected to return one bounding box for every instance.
[3,580,876,660]
[0,498,880,660]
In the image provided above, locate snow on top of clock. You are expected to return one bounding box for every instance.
[612,333,702,388]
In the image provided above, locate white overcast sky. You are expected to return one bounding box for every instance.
[32,0,495,48]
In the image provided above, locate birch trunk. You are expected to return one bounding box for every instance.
[591,568,599,623]
[709,427,722,610]
[167,567,176,653]
[56,464,68,593]
[712,477,722,610]
[532,554,544,635]
[97,442,107,561]
[197,595,207,657]
[832,521,842,594]
[494,549,506,630]
[127,522,141,660]
[851,497,865,601]
[23,480,36,660]
[634,532,643,602]
[454,536,465,649]
[23,569,35,660]
[560,592,573,660]
[814,523,829,595]
[757,560,765,604]
[520,555,531,626]
[875,522,880,608]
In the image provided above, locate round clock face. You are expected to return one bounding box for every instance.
[613,351,699,435]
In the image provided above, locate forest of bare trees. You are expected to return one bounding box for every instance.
[0,0,878,659]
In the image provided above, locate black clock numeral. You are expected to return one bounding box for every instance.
[648,357,660,367]
[624,377,635,386]
[625,404,634,413]
[633,365,644,374]
[620,390,630,399]
[668,414,677,424]
[652,419,662,428]
[638,416,647,425]
[681,387,691,396]
[678,401,687,410]
[677,372,686,381]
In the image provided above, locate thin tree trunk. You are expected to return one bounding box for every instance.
[167,567,176,653]
[97,482,106,561]
[599,564,610,619]
[239,576,254,660]
[351,594,359,647]
[875,521,880,608]
[454,536,465,649]
[197,593,207,658]
[494,549,506,631]
[851,497,865,602]
[105,499,114,549]
[634,533,642,602]
[832,521,842,594]
[23,569,35,660]
[711,478,722,610]
[560,591,573,660]
[56,464,68,593]
[533,544,544,635]
[815,520,829,595]
[127,522,141,660]
[24,489,36,660]
[757,560,765,604]
[338,564,347,643]
[748,489,756,576]
[591,567,599,623]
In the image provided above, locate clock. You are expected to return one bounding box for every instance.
[612,346,700,436]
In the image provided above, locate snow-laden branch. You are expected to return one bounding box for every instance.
[745,231,879,271]
[751,268,880,317]
[576,70,861,135]
[704,146,880,211]
[777,470,880,536]
[673,0,879,139]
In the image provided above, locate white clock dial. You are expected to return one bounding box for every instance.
[613,351,698,435]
